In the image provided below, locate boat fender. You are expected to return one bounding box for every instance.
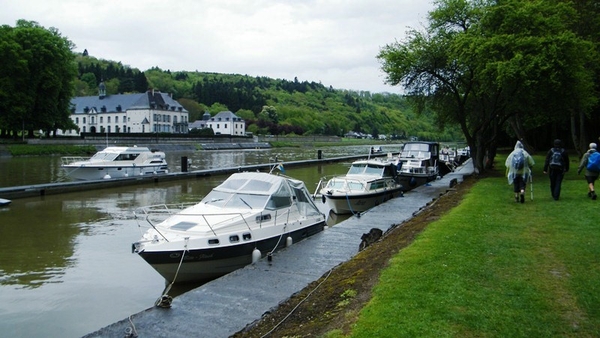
[252,248,261,263]
[286,236,293,247]
[103,174,111,179]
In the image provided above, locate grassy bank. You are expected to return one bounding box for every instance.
[345,154,599,337]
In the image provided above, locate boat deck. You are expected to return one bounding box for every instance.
[84,159,474,338]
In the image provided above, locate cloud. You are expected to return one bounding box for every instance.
[2,0,434,93]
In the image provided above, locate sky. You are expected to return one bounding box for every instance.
[2,0,434,93]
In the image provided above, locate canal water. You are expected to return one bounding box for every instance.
[0,144,398,338]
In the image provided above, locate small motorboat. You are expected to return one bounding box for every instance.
[0,198,11,207]
[395,141,440,190]
[61,146,168,180]
[132,170,326,284]
[317,158,404,215]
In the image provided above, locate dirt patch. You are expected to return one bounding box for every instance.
[232,175,479,338]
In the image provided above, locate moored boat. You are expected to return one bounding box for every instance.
[318,158,404,215]
[61,146,168,180]
[396,141,440,190]
[132,170,326,284]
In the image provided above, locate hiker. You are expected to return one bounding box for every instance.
[505,140,534,203]
[577,143,599,200]
[543,139,570,201]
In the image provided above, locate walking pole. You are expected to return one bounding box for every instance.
[530,172,534,201]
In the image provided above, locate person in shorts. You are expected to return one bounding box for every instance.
[577,142,599,200]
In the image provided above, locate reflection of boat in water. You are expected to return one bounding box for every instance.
[132,171,326,284]
[61,146,168,180]
[396,141,440,191]
[317,158,404,215]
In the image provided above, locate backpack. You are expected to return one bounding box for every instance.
[512,150,525,170]
[587,152,600,172]
[549,148,563,167]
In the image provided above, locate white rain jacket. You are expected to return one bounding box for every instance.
[505,141,535,185]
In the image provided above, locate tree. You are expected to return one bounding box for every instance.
[0,20,77,138]
[378,0,596,172]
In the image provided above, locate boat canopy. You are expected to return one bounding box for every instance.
[200,172,321,216]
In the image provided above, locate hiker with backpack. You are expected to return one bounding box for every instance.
[505,140,535,203]
[543,139,570,201]
[577,142,599,200]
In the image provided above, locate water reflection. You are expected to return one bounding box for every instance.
[0,147,382,337]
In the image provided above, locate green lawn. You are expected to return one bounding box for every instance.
[346,154,600,337]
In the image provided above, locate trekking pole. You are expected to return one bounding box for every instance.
[530,173,534,201]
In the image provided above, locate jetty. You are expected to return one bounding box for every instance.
[83,159,474,337]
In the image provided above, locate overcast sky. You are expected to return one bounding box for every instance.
[2,0,434,93]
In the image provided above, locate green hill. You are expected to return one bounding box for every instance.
[74,54,463,141]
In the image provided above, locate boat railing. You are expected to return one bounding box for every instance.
[134,202,280,239]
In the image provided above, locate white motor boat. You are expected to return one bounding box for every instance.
[395,141,440,190]
[132,171,326,284]
[318,158,404,215]
[61,146,168,180]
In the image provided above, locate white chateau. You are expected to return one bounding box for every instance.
[60,83,189,136]
[189,111,246,136]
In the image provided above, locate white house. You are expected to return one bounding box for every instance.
[60,84,189,136]
[201,111,246,136]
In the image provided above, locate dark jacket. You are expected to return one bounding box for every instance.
[543,147,569,172]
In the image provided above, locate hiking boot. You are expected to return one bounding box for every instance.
[520,194,525,203]
[593,192,597,200]
[588,191,593,198]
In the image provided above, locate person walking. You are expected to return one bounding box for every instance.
[543,139,570,201]
[577,143,599,200]
[505,140,534,203]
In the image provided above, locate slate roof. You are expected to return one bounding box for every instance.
[209,111,243,121]
[70,90,187,114]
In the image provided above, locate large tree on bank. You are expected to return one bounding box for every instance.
[0,20,77,138]
[378,0,597,173]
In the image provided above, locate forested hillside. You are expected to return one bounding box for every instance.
[73,54,463,141]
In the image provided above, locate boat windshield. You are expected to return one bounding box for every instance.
[89,152,119,162]
[201,190,269,209]
[347,163,384,176]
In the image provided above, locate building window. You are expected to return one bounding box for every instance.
[100,117,103,123]
[224,124,227,129]
[83,117,86,124]
[108,126,111,132]
[75,117,79,124]
[108,116,111,123]
[115,116,119,123]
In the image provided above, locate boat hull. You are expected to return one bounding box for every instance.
[138,221,325,284]
[323,187,403,215]
[63,165,168,181]
[397,173,437,191]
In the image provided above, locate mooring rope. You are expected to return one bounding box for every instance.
[155,238,188,308]
[260,268,334,338]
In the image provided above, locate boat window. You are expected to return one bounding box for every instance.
[225,193,269,209]
[364,164,384,176]
[265,196,291,209]
[115,153,140,161]
[243,233,252,240]
[229,235,240,243]
[370,181,385,190]
[326,180,345,189]
[347,163,367,175]
[208,239,219,245]
[347,182,365,191]
[256,214,271,222]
